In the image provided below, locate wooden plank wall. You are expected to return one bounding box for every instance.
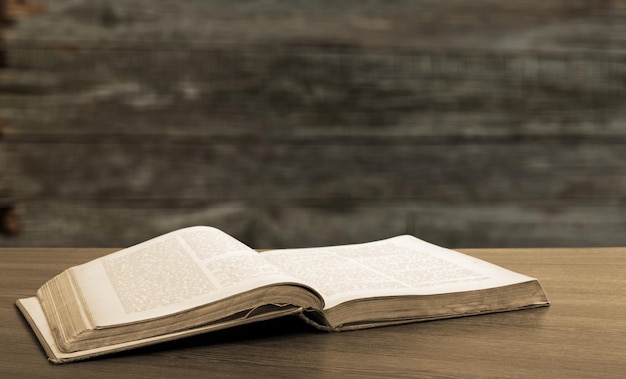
[1,0,625,248]
[1,0,43,235]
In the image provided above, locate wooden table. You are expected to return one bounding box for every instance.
[1,247,625,378]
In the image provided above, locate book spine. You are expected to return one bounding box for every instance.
[296,310,336,332]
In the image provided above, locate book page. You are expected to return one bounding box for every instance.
[263,235,536,309]
[71,226,299,327]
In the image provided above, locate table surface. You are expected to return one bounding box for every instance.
[1,247,625,378]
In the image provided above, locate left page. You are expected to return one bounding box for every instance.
[63,226,303,327]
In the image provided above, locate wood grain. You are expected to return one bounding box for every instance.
[1,247,625,378]
[1,1,625,248]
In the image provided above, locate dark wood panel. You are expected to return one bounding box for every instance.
[7,0,621,50]
[10,139,626,205]
[0,138,9,200]
[4,43,624,137]
[2,0,625,248]
[3,200,626,249]
[0,200,408,248]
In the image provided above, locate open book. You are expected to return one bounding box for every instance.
[17,226,549,363]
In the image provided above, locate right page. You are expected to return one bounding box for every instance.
[263,235,541,309]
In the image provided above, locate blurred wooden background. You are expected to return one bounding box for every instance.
[1,0,625,248]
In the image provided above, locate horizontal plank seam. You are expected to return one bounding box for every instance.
[10,197,626,208]
[7,39,626,60]
[7,133,626,146]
